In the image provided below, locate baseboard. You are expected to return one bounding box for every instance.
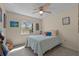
[14,43,25,48]
[61,44,79,52]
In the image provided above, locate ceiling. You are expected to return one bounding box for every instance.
[3,3,76,19]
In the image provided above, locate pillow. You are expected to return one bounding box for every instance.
[42,30,59,36]
[51,30,58,36]
[46,32,52,36]
[42,32,46,36]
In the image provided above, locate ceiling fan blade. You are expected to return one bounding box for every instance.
[42,3,50,11]
[42,3,50,8]
[44,11,52,14]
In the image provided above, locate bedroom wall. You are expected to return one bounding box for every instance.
[6,11,42,45]
[42,4,79,51]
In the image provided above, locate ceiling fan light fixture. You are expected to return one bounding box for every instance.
[39,11,43,14]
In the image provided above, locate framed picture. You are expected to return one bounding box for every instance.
[62,16,70,25]
[0,8,2,22]
[3,13,6,28]
[36,23,39,31]
[10,21,19,27]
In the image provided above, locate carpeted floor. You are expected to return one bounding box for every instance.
[8,44,79,56]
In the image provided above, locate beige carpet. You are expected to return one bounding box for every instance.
[8,45,79,56]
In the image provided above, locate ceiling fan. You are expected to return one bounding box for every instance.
[33,3,52,16]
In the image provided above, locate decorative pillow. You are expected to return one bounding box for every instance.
[46,32,52,36]
[52,30,58,36]
[42,32,47,36]
[42,30,58,36]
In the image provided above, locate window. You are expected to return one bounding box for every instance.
[21,21,33,35]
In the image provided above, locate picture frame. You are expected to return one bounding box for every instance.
[10,21,19,27]
[36,23,39,31]
[62,16,70,25]
[3,13,6,28]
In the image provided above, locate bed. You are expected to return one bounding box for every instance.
[25,35,61,56]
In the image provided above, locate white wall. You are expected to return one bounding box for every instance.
[42,4,79,51]
[6,11,42,45]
